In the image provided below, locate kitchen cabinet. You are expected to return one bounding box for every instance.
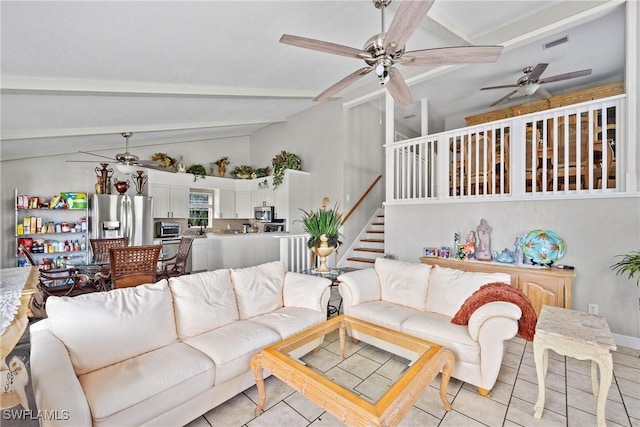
[218,189,235,218]
[191,238,209,272]
[149,184,189,218]
[419,257,574,316]
[15,189,89,267]
[235,191,253,218]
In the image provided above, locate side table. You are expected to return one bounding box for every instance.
[533,305,616,427]
[1,266,39,410]
[300,267,357,317]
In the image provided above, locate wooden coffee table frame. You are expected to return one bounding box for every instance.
[251,315,454,427]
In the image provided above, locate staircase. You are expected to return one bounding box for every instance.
[345,209,385,268]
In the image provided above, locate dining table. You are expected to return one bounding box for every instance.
[0,266,39,410]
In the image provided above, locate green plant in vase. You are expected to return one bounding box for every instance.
[211,156,230,176]
[231,165,255,179]
[298,198,343,272]
[186,164,207,181]
[272,151,301,188]
[611,250,640,285]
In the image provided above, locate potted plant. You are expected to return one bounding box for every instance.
[611,250,640,284]
[299,198,343,272]
[272,151,301,188]
[152,152,177,169]
[211,157,230,177]
[231,165,255,179]
[186,164,207,181]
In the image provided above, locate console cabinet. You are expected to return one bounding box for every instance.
[419,257,575,316]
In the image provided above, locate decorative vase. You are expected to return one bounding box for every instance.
[131,170,148,195]
[218,164,226,177]
[312,234,335,273]
[113,180,130,195]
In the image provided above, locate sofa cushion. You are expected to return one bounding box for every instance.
[46,280,177,376]
[283,272,330,311]
[231,261,285,319]
[401,311,480,364]
[79,342,214,424]
[348,301,417,330]
[425,266,511,317]
[375,258,432,310]
[184,320,281,385]
[169,269,239,340]
[250,306,326,339]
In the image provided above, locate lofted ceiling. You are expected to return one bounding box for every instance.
[0,0,626,161]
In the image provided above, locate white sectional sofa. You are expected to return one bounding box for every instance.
[30,261,331,426]
[338,258,523,395]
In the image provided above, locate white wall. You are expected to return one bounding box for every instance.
[385,196,640,338]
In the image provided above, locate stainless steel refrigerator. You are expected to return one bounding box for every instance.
[91,194,154,246]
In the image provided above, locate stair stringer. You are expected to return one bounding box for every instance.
[337,207,385,268]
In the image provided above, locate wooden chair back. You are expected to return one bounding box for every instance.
[157,237,194,279]
[18,245,38,266]
[90,237,128,264]
[108,244,162,289]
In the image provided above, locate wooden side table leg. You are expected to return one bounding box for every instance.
[590,359,599,396]
[595,353,613,427]
[339,325,346,360]
[251,354,266,416]
[533,337,546,419]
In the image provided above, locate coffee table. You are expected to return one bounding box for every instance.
[251,314,454,427]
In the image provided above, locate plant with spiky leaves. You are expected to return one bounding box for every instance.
[299,202,343,249]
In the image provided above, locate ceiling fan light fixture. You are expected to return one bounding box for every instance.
[517,83,541,96]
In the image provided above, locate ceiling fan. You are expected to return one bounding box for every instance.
[280,0,503,107]
[71,132,173,172]
[480,63,592,107]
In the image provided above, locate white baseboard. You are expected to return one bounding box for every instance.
[612,333,640,350]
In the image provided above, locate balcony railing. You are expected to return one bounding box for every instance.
[386,95,625,202]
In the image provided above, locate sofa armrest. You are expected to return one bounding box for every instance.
[283,272,331,312]
[337,268,380,314]
[30,320,92,427]
[467,301,522,341]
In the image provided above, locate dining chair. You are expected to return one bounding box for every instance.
[89,237,128,265]
[99,244,162,289]
[156,237,194,280]
[38,268,97,304]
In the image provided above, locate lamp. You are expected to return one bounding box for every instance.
[517,83,541,97]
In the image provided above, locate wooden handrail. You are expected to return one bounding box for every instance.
[342,175,382,225]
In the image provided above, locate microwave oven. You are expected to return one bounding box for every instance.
[155,221,181,238]
[254,206,275,222]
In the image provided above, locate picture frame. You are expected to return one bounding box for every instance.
[423,247,439,257]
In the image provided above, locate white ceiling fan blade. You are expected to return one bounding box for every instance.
[280,34,371,60]
[480,84,518,91]
[535,86,552,100]
[387,68,413,107]
[313,67,373,102]
[490,90,518,107]
[538,69,592,84]
[142,164,177,173]
[384,0,435,53]
[402,46,503,66]
[77,151,114,161]
[527,63,548,81]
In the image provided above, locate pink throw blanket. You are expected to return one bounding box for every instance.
[451,282,537,341]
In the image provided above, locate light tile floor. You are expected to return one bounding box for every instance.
[187,292,640,427]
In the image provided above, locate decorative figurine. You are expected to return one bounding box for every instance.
[514,236,524,265]
[460,231,476,260]
[475,218,493,261]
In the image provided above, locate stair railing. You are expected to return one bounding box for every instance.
[341,175,382,225]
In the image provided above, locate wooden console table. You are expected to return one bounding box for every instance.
[419,257,575,316]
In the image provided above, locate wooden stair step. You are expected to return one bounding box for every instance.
[372,222,384,226]
[347,257,376,264]
[354,248,384,253]
[361,238,384,243]
[367,230,384,234]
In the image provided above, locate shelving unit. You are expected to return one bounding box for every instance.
[15,189,90,267]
